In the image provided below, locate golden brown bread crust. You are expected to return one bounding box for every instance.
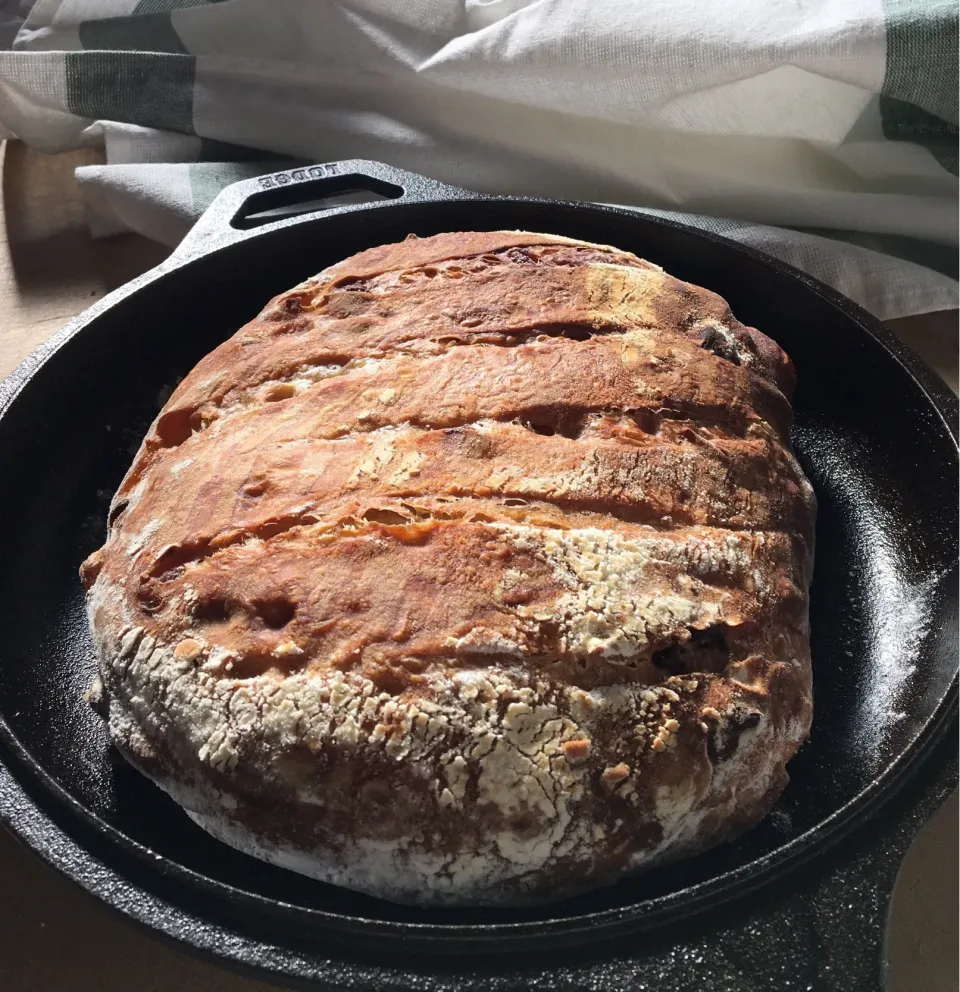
[81,231,815,905]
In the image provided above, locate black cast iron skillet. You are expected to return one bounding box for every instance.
[0,161,956,992]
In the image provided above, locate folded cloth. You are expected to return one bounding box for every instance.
[0,0,956,320]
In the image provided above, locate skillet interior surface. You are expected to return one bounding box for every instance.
[0,197,956,949]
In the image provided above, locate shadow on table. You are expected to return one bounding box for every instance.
[2,141,169,299]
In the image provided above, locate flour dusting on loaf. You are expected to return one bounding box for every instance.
[81,231,815,906]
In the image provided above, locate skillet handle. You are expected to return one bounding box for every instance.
[763,749,956,992]
[599,731,957,992]
[168,160,480,264]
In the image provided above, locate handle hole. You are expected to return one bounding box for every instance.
[232,174,403,230]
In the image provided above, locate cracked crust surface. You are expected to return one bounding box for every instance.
[81,230,815,906]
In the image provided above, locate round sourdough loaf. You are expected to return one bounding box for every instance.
[81,231,816,906]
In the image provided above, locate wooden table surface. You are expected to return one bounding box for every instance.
[0,140,956,992]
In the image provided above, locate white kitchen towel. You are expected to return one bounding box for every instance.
[0,0,956,320]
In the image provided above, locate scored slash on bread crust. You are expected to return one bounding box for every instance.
[80,231,816,906]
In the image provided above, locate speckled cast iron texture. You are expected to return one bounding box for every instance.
[0,161,956,991]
